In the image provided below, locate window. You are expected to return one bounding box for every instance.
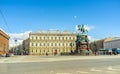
[69,37,71,40]
[36,50,37,52]
[51,43,53,46]
[44,43,45,46]
[48,43,49,46]
[62,43,64,46]
[40,50,41,52]
[36,37,37,40]
[32,43,34,46]
[40,37,41,40]
[59,37,60,40]
[51,37,53,40]
[62,37,64,40]
[40,43,41,46]
[55,43,57,46]
[44,37,45,40]
[36,43,37,46]
[32,50,33,52]
[55,37,57,40]
[59,43,60,46]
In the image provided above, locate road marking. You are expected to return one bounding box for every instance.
[107,66,120,72]
[106,71,116,73]
[56,73,70,74]
[50,70,54,74]
[76,71,88,73]
[90,68,102,72]
[107,66,116,71]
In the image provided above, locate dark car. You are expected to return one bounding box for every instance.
[6,53,10,57]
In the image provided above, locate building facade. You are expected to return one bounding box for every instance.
[28,30,76,55]
[23,38,29,55]
[89,39,104,52]
[104,37,120,49]
[0,29,10,54]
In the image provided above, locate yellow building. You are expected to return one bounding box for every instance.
[28,30,76,55]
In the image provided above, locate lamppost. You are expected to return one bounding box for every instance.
[70,43,73,54]
[94,41,97,55]
[14,39,17,55]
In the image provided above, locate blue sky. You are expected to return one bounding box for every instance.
[0,0,120,39]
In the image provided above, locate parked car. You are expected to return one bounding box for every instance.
[6,53,10,57]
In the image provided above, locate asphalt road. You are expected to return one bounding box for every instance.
[0,56,120,74]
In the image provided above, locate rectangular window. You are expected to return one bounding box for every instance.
[36,43,37,46]
[62,43,64,46]
[55,43,57,46]
[69,37,71,40]
[59,43,60,46]
[44,37,45,40]
[44,43,45,46]
[36,37,37,40]
[40,43,41,46]
[48,43,49,46]
[40,37,41,40]
[59,37,60,40]
[51,37,53,40]
[51,43,53,46]
[32,43,34,46]
[55,37,57,40]
[62,37,64,40]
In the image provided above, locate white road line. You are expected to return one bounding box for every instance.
[107,66,117,70]
[90,68,102,72]
[106,71,116,73]
[76,71,88,73]
[56,73,70,74]
[107,66,120,71]
[50,70,54,74]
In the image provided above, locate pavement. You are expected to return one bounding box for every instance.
[0,55,120,63]
[1,55,120,74]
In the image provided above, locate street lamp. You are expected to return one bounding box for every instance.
[14,39,17,55]
[70,43,73,54]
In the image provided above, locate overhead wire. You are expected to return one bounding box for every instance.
[0,9,11,33]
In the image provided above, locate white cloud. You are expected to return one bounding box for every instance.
[84,25,95,31]
[9,31,32,47]
[74,16,77,19]
[88,36,99,42]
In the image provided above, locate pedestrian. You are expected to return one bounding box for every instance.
[46,52,48,56]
